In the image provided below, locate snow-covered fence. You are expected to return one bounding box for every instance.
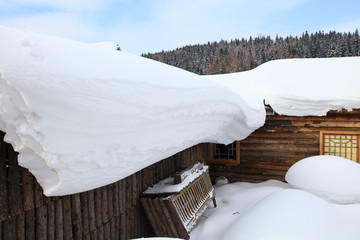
[141,162,216,239]
[0,131,206,239]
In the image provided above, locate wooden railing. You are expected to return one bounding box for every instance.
[141,162,216,239]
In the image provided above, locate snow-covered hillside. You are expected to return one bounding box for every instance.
[0,26,265,196]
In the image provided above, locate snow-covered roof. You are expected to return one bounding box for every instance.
[207,56,360,116]
[0,26,265,196]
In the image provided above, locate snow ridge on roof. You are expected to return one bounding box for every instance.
[0,26,265,196]
[208,56,360,116]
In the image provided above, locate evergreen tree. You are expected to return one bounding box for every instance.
[142,30,360,75]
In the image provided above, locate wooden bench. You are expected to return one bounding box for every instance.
[141,162,216,239]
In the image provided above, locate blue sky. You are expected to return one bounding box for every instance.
[0,0,359,55]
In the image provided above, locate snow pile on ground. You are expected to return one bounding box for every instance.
[207,57,360,116]
[191,156,360,240]
[286,155,360,204]
[0,26,265,196]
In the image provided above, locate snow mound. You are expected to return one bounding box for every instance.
[0,26,265,196]
[207,57,360,116]
[190,180,289,240]
[285,155,360,204]
[191,181,360,240]
[222,189,339,240]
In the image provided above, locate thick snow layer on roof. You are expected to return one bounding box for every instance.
[286,155,360,204]
[0,26,265,196]
[90,41,118,50]
[207,57,360,116]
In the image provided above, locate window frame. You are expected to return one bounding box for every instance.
[320,131,360,163]
[208,141,240,166]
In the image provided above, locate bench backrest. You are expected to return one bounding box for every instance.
[141,163,215,239]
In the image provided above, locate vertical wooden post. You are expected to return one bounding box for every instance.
[119,212,126,240]
[110,219,117,240]
[36,204,48,240]
[113,182,120,217]
[34,180,44,208]
[55,199,63,240]
[21,168,35,211]
[62,196,72,240]
[0,138,8,222]
[71,194,83,239]
[131,173,138,206]
[47,200,55,240]
[16,212,25,240]
[7,147,23,216]
[87,190,96,232]
[236,141,241,165]
[107,184,114,221]
[94,188,102,227]
[101,186,109,223]
[25,209,36,240]
[80,192,90,236]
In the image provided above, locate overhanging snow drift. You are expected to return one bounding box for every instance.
[0,26,265,196]
[207,57,360,116]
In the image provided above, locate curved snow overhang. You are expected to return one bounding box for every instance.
[0,26,265,196]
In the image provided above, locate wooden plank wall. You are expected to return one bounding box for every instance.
[209,110,360,183]
[0,131,203,240]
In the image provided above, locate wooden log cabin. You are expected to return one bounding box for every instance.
[206,108,360,183]
[1,55,359,239]
[1,28,359,239]
[1,107,359,239]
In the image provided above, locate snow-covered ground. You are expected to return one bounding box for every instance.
[190,156,360,240]
[0,26,264,195]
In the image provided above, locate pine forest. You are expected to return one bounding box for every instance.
[142,30,360,75]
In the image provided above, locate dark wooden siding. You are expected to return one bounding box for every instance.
[0,131,206,240]
[209,109,360,183]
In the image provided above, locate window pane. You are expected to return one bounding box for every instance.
[214,142,236,160]
[323,133,359,162]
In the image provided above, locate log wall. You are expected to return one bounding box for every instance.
[0,131,207,240]
[209,109,360,183]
